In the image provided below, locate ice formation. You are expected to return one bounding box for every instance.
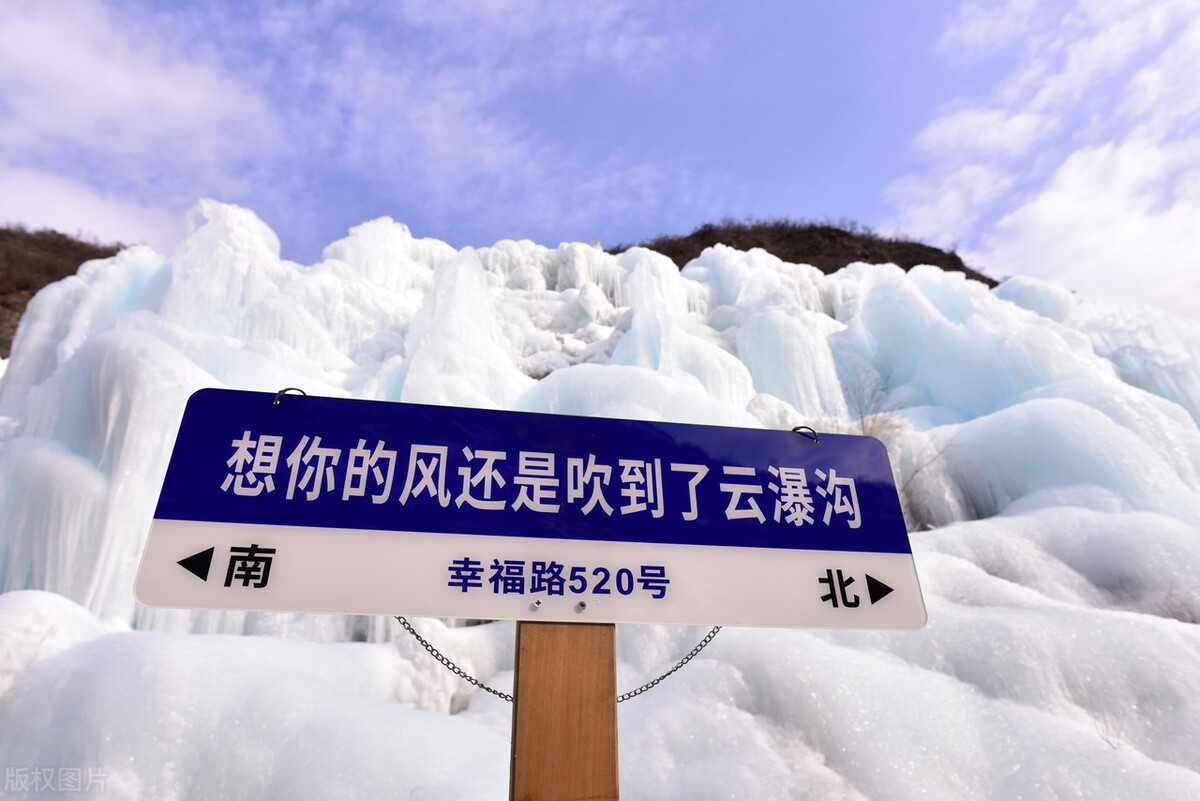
[1,200,1198,799]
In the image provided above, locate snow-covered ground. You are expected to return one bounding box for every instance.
[1,200,1198,799]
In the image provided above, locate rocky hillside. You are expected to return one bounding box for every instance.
[612,218,993,286]
[0,226,122,358]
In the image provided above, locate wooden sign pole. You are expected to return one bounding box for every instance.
[510,621,619,801]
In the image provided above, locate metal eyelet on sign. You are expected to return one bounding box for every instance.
[791,425,819,444]
[273,387,308,406]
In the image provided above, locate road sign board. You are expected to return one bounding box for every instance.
[135,388,927,629]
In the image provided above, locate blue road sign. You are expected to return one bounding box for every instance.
[135,389,927,628]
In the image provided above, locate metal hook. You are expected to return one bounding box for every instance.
[791,425,819,444]
[273,387,307,406]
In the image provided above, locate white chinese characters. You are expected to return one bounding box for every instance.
[218,431,863,528]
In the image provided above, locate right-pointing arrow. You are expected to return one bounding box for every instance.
[866,574,894,605]
[178,547,215,582]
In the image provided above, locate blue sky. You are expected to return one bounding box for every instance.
[2,0,1198,316]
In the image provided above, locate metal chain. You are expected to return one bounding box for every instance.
[394,616,722,704]
[394,616,514,702]
[616,625,722,703]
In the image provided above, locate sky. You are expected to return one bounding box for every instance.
[1,0,1198,317]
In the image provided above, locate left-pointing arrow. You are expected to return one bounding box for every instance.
[178,547,215,582]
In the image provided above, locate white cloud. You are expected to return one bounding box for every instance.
[972,133,1200,315]
[939,0,1044,53]
[279,0,690,239]
[0,168,181,251]
[0,0,281,255]
[390,0,674,78]
[886,165,1017,248]
[889,0,1200,317]
[1117,14,1200,136]
[0,1,279,171]
[916,108,1052,159]
[0,0,697,254]
[1023,1,1181,112]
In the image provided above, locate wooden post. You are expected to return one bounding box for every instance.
[510,621,619,801]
